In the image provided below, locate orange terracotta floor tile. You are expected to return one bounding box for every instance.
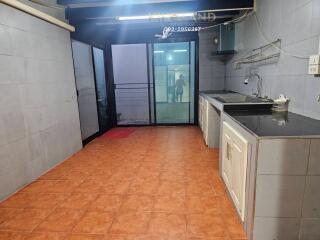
[34,209,84,232]
[0,231,29,240]
[148,212,187,239]
[120,195,154,212]
[72,211,113,234]
[58,193,98,210]
[25,232,68,240]
[0,208,53,232]
[110,211,151,235]
[89,195,123,212]
[0,127,247,240]
[65,234,105,240]
[153,195,186,213]
[187,214,228,238]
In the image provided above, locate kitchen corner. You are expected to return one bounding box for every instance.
[200,90,320,240]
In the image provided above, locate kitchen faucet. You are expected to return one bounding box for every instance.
[244,73,263,98]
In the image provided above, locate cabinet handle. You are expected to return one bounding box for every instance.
[227,142,231,160]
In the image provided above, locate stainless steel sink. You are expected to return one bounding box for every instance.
[214,95,273,103]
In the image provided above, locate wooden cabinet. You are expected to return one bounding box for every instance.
[222,121,248,221]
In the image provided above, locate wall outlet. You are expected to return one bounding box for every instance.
[309,65,320,75]
[309,55,320,65]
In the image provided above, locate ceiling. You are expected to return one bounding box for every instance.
[59,0,253,25]
[58,0,254,46]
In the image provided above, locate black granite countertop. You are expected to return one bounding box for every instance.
[225,109,320,138]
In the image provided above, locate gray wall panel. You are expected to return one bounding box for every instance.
[0,3,82,201]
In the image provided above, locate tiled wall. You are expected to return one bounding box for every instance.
[225,0,320,119]
[254,139,320,240]
[198,29,225,91]
[0,4,82,200]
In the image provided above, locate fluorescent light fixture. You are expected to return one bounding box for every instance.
[118,12,195,21]
[154,50,165,53]
[118,15,149,21]
[176,12,195,17]
[173,49,188,52]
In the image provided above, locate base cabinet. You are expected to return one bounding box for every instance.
[199,96,221,148]
[222,121,248,221]
[221,115,320,240]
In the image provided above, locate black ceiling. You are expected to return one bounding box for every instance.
[60,0,253,47]
[61,0,253,25]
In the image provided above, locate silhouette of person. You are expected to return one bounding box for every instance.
[175,74,186,102]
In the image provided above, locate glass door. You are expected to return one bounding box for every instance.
[112,44,150,125]
[71,40,99,142]
[153,42,195,124]
[92,47,110,133]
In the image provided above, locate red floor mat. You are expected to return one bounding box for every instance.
[102,128,135,139]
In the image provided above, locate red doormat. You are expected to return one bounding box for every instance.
[102,128,135,139]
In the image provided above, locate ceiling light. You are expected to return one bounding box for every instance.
[173,49,188,52]
[154,50,165,53]
[118,15,149,21]
[118,12,195,21]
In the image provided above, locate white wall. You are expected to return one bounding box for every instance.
[0,3,82,200]
[225,0,320,119]
[18,0,66,21]
[198,29,226,91]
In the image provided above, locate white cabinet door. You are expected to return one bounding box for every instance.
[230,139,247,219]
[202,100,208,144]
[222,122,248,221]
[199,96,203,131]
[222,130,233,189]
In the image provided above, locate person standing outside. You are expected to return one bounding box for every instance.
[175,74,186,102]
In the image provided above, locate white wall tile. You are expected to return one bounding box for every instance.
[302,176,320,217]
[253,217,300,240]
[300,218,320,240]
[258,139,309,175]
[308,139,320,175]
[255,175,305,217]
[225,0,320,120]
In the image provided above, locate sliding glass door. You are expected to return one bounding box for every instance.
[153,42,195,124]
[112,44,150,125]
[110,41,196,126]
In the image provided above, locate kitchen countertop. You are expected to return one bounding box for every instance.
[225,109,320,138]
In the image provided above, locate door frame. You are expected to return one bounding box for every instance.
[106,35,199,127]
[152,41,195,125]
[92,46,113,134]
[71,39,113,145]
[111,43,152,126]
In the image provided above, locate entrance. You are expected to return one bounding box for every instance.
[110,41,196,126]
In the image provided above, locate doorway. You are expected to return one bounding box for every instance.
[71,40,111,144]
[112,44,150,125]
[110,41,196,126]
[153,42,195,124]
